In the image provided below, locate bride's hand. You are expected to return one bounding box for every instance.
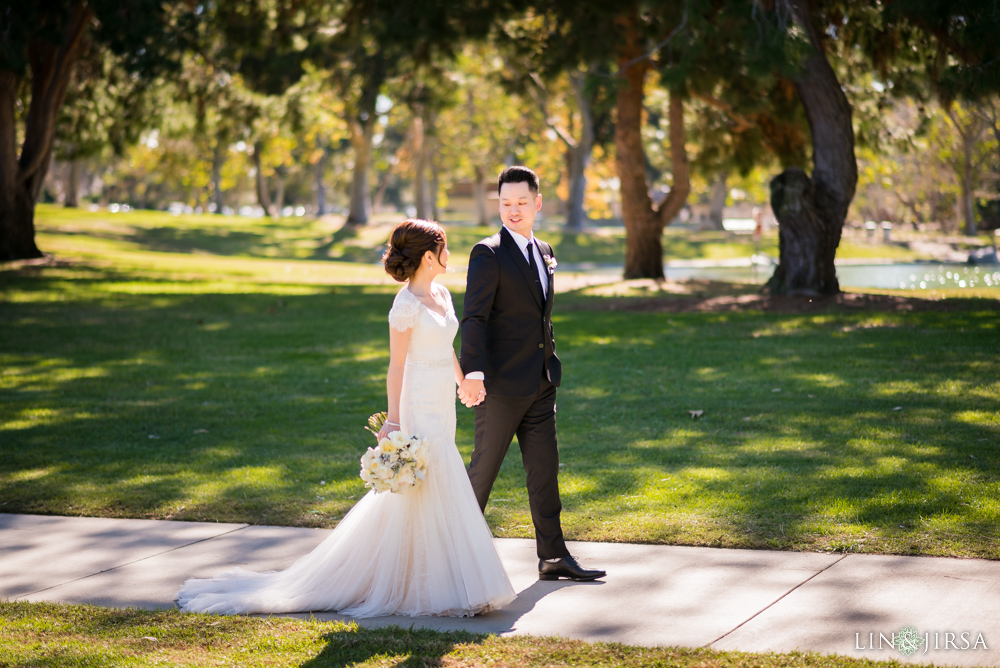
[377,420,396,441]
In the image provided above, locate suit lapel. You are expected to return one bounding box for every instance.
[500,227,544,310]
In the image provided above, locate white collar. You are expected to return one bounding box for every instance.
[504,225,536,253]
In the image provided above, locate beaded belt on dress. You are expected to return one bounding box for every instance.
[405,358,453,367]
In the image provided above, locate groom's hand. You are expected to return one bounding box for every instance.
[458,378,486,408]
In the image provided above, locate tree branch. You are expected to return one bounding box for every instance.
[19,2,92,189]
[657,90,690,226]
[526,72,577,149]
[689,90,756,133]
[616,11,688,76]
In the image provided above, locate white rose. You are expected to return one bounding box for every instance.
[395,467,416,488]
[390,431,408,449]
[415,446,431,468]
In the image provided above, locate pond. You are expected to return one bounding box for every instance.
[571,262,1000,290]
[670,263,1000,290]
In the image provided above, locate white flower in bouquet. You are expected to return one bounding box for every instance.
[414,439,431,468]
[359,413,430,494]
[395,466,416,488]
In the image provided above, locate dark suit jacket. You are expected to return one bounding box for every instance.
[461,226,561,397]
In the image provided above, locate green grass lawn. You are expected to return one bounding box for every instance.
[0,600,922,668]
[32,203,931,266]
[1,207,999,560]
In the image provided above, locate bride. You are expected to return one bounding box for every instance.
[175,219,516,617]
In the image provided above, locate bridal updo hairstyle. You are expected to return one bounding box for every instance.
[382,219,447,282]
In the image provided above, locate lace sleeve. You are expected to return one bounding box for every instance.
[388,289,420,332]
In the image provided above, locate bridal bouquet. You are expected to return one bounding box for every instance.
[360,412,430,494]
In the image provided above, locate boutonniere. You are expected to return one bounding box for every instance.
[542,255,557,274]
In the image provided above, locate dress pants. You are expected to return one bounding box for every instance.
[467,373,569,560]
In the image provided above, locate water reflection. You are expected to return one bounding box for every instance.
[654,263,1000,290]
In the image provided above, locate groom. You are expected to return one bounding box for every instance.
[459,166,605,582]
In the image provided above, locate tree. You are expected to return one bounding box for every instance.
[54,41,161,207]
[759,0,857,295]
[433,43,539,226]
[324,0,498,225]
[0,1,193,261]
[614,15,690,279]
[944,102,992,235]
[496,14,612,232]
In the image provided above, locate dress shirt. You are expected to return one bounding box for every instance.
[505,226,548,300]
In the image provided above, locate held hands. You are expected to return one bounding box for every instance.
[457,378,486,408]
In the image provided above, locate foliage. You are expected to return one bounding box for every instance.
[853,97,999,230]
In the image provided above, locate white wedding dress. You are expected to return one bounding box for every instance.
[175,286,516,617]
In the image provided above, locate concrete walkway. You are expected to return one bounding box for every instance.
[2,513,998,666]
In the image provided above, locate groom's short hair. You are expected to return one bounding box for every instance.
[498,166,539,195]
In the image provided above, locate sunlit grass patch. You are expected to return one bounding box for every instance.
[2,208,999,558]
[0,600,926,668]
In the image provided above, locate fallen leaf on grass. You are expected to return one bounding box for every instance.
[688,410,704,418]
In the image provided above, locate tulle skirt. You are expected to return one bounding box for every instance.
[175,362,516,617]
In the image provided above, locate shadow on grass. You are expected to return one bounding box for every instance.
[1,266,398,525]
[126,226,269,257]
[546,304,999,555]
[2,262,998,555]
[302,625,487,667]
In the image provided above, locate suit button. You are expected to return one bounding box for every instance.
[538,343,544,349]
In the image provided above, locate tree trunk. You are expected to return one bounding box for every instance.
[372,172,390,214]
[65,158,80,207]
[764,0,857,296]
[252,141,275,218]
[474,165,489,227]
[315,138,329,216]
[615,16,690,279]
[959,135,977,236]
[211,135,225,215]
[273,168,286,218]
[346,116,374,225]
[430,147,441,221]
[565,72,594,231]
[0,3,91,260]
[701,173,728,231]
[615,32,661,278]
[412,110,432,220]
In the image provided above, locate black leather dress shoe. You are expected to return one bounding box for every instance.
[538,555,606,581]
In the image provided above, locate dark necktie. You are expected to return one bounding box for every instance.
[527,240,545,304]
